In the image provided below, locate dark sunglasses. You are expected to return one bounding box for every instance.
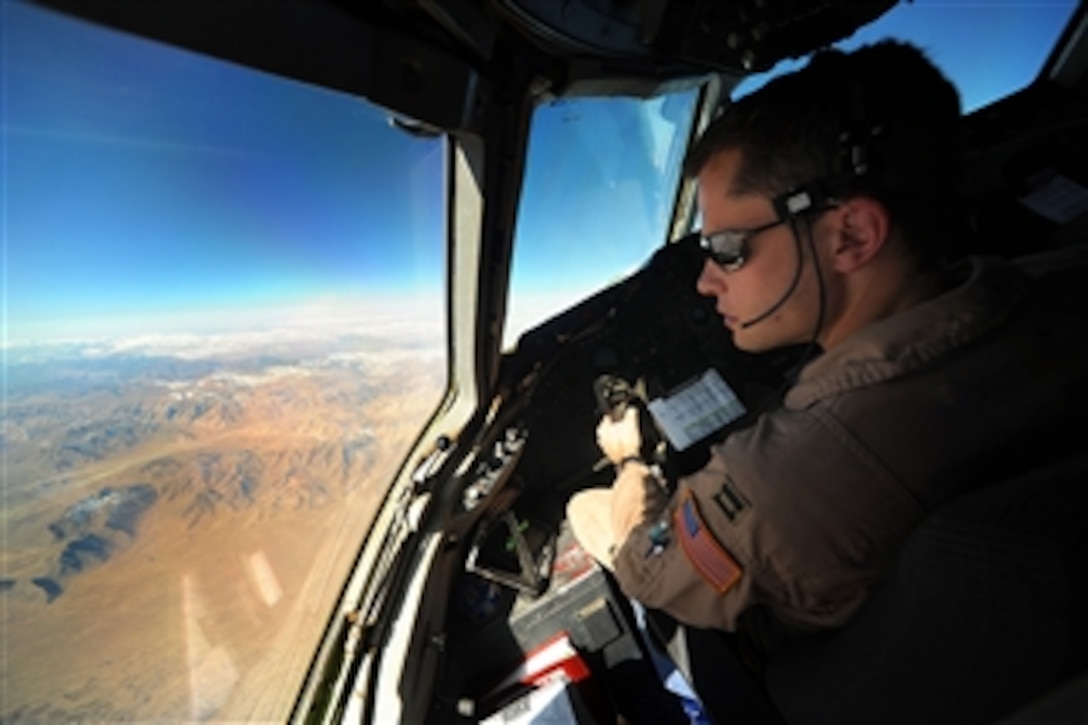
[698,183,842,271]
[699,217,790,272]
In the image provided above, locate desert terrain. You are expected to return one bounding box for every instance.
[1,326,444,722]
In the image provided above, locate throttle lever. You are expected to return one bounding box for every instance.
[594,374,636,422]
[593,374,669,474]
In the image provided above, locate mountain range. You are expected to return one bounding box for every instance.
[1,329,444,721]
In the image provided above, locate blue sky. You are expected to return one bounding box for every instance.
[2,1,445,341]
[2,0,1080,343]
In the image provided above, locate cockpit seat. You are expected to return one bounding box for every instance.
[764,449,1088,724]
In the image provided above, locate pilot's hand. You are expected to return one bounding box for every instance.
[596,406,642,464]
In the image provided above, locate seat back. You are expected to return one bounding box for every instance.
[764,452,1088,724]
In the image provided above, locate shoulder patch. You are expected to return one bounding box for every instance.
[675,489,743,594]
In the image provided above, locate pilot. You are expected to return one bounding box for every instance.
[567,40,1087,657]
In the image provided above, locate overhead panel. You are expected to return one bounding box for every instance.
[497,0,898,73]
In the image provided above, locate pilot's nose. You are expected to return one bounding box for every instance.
[696,258,726,298]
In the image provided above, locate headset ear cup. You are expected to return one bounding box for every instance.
[851,140,868,176]
[839,78,887,183]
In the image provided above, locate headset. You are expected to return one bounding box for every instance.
[734,83,884,334]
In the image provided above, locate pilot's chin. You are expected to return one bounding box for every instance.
[730,329,776,354]
[727,326,754,349]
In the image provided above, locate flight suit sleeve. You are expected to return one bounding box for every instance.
[611,451,766,631]
[611,406,924,634]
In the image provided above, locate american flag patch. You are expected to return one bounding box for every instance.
[675,490,743,593]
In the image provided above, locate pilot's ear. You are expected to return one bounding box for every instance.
[830,196,890,273]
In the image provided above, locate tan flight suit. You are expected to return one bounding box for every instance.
[568,255,1088,638]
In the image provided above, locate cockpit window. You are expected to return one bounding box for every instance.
[502,1,1078,347]
[2,4,446,721]
[503,89,701,347]
[733,0,1079,113]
